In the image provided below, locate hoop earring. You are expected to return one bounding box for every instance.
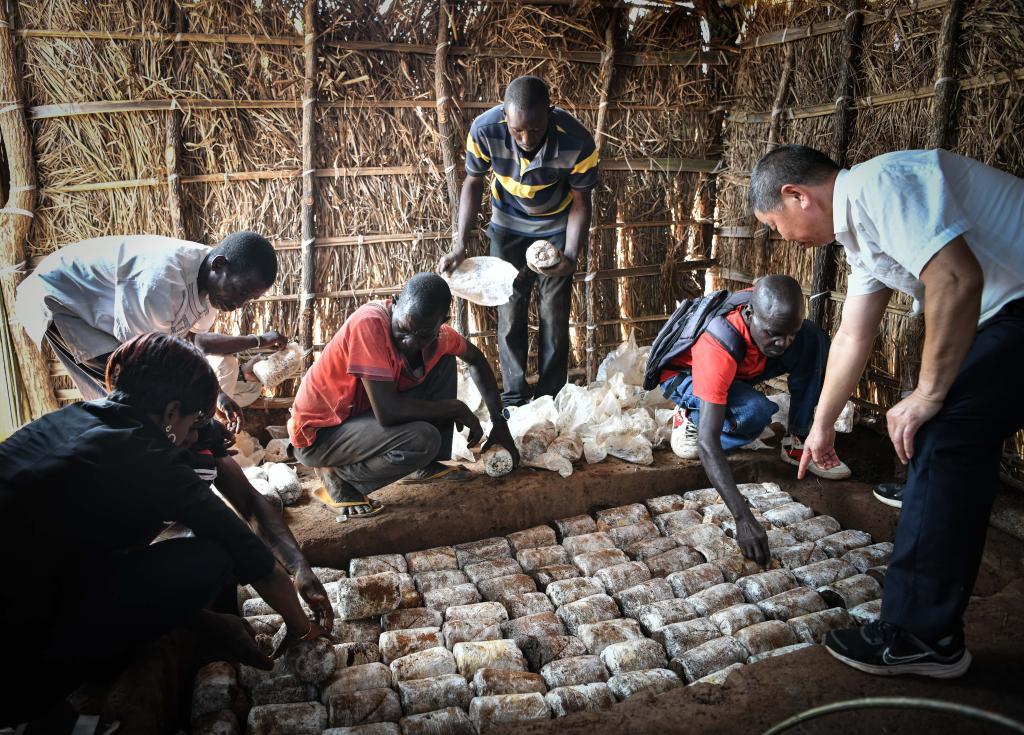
[165,424,177,444]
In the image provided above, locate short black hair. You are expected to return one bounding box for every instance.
[396,272,452,322]
[504,76,551,112]
[748,145,840,213]
[212,231,278,286]
[106,333,219,416]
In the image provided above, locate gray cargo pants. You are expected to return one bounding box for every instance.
[293,354,457,499]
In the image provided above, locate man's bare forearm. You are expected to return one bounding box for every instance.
[463,346,504,421]
[455,176,485,252]
[563,190,592,263]
[812,329,873,428]
[194,332,260,355]
[697,403,749,519]
[916,242,983,401]
[214,458,309,575]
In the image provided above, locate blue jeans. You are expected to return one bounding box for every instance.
[660,319,830,451]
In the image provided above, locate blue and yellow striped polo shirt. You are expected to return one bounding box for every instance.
[465,105,599,237]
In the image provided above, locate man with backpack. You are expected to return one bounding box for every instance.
[645,275,850,564]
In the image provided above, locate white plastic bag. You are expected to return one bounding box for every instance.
[451,427,476,463]
[548,433,583,463]
[442,256,519,307]
[506,396,559,440]
[554,383,597,435]
[605,433,654,465]
[769,393,855,434]
[609,372,645,410]
[265,462,302,505]
[231,431,265,468]
[264,438,290,463]
[596,332,648,386]
[457,362,484,416]
[252,342,303,388]
[833,401,856,433]
[483,447,514,477]
[527,450,573,478]
[653,408,674,449]
[518,420,558,463]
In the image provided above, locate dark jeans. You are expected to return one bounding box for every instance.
[489,225,572,406]
[0,537,232,725]
[293,354,457,499]
[882,299,1024,641]
[661,319,830,449]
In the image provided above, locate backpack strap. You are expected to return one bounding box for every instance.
[704,311,748,364]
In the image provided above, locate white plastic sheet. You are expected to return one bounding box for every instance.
[443,256,519,307]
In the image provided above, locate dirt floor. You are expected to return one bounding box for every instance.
[287,440,1024,735]
[71,430,1024,733]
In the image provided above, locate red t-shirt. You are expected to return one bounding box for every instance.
[289,300,468,448]
[658,304,766,405]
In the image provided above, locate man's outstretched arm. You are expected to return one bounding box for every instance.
[697,401,769,566]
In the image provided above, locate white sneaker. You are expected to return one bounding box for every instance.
[780,434,851,480]
[670,409,699,460]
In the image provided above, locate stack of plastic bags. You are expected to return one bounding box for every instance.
[452,332,857,479]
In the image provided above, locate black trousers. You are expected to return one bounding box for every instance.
[0,537,233,725]
[881,298,1024,641]
[489,225,572,406]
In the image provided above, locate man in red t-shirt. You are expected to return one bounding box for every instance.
[289,273,519,517]
[659,275,849,563]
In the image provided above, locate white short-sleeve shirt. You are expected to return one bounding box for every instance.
[833,149,1024,324]
[15,235,218,361]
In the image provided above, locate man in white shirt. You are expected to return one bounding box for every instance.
[749,144,1024,679]
[16,231,287,426]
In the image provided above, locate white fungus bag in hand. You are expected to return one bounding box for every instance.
[443,256,519,306]
[252,342,303,388]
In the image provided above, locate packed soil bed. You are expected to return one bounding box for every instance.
[282,449,1024,735]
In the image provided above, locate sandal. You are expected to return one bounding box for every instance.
[400,464,473,484]
[312,486,385,517]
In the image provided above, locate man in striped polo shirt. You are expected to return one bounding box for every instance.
[438,76,598,406]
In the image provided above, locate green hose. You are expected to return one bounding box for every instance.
[762,697,1024,735]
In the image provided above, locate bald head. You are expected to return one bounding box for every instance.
[745,275,805,357]
[752,275,804,323]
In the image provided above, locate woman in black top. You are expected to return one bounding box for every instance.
[0,333,329,726]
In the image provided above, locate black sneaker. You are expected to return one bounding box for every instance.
[873,482,904,509]
[825,621,972,678]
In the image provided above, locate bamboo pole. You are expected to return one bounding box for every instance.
[742,0,945,49]
[728,67,1024,124]
[298,0,318,369]
[694,0,732,294]
[752,43,795,275]
[165,0,186,239]
[0,3,59,418]
[434,0,467,336]
[587,11,618,382]
[252,260,717,304]
[809,0,863,329]
[13,27,726,67]
[36,159,722,195]
[928,0,964,150]
[28,98,724,119]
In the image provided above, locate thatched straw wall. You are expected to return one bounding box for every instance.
[2,0,724,409]
[3,0,1022,482]
[713,0,1024,482]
